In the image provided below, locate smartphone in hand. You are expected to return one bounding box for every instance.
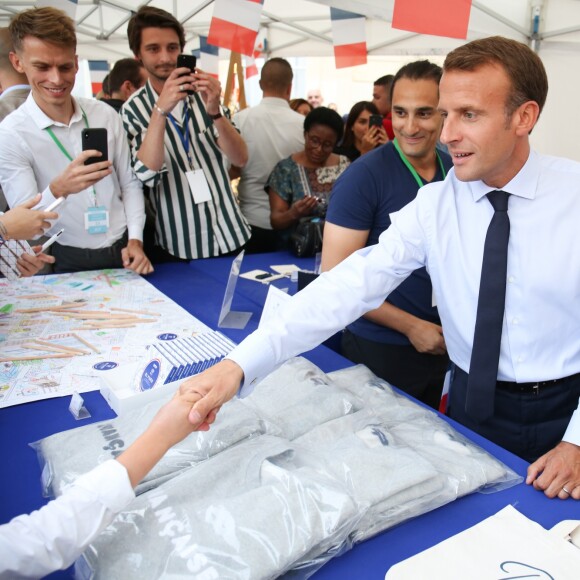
[82,128,108,165]
[369,114,384,129]
[177,54,197,95]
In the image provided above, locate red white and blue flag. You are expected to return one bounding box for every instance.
[245,49,261,79]
[330,8,367,69]
[196,37,220,78]
[208,0,264,57]
[88,60,109,97]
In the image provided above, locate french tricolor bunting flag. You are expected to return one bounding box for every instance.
[330,8,367,69]
[88,60,109,97]
[197,37,220,78]
[208,0,264,57]
[392,0,472,39]
[245,50,261,79]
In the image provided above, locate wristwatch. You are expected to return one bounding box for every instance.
[209,110,223,120]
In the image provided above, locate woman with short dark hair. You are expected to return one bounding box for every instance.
[266,107,350,241]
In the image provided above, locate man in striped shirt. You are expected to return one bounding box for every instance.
[121,7,250,261]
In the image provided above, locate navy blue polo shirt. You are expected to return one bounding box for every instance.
[326,141,452,345]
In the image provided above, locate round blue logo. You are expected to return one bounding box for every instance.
[157,333,177,341]
[93,361,118,371]
[139,359,161,391]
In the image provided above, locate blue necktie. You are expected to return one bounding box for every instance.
[466,190,510,423]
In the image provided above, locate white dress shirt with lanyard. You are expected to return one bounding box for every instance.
[0,93,145,249]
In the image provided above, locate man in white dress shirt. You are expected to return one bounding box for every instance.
[232,57,304,253]
[0,7,152,275]
[179,36,580,502]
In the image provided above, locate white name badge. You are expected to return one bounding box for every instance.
[186,169,212,204]
[84,206,109,234]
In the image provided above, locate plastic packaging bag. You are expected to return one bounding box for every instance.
[79,436,366,580]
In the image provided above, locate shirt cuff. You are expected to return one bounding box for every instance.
[74,459,135,513]
[43,186,59,207]
[562,403,580,446]
[126,225,144,243]
[226,332,277,398]
[134,160,168,185]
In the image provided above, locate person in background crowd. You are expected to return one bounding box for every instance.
[0,7,152,275]
[267,107,349,245]
[102,58,148,113]
[323,61,451,409]
[96,74,111,101]
[372,74,395,140]
[306,88,323,108]
[334,100,388,162]
[122,6,250,263]
[0,27,30,213]
[290,98,312,117]
[0,27,29,123]
[233,58,304,253]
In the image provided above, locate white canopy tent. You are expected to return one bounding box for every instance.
[1,0,580,159]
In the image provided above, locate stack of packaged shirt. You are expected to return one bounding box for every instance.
[35,357,521,579]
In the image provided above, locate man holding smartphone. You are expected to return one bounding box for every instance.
[0,7,152,275]
[122,6,250,262]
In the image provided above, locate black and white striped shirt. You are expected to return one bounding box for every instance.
[121,82,250,259]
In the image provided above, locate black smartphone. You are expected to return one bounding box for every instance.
[82,128,108,165]
[369,114,383,128]
[177,54,197,95]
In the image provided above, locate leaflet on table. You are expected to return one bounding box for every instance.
[132,331,236,392]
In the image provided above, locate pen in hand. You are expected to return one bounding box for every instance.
[36,228,64,254]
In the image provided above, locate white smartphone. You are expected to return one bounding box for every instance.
[45,198,65,212]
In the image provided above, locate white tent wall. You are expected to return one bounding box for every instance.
[529,48,580,159]
[1,1,580,159]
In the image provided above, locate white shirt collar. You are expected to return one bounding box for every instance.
[23,91,84,130]
[468,149,538,202]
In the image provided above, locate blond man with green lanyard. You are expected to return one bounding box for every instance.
[0,7,152,275]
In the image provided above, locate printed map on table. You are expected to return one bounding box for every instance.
[0,269,211,408]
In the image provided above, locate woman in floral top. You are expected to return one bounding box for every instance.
[267,107,350,242]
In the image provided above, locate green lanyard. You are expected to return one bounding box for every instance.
[45,108,97,205]
[392,138,446,188]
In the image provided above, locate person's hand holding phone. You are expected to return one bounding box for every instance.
[155,55,197,115]
[49,150,112,198]
[359,114,389,154]
[189,67,222,116]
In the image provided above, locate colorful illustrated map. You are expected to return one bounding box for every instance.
[0,269,210,408]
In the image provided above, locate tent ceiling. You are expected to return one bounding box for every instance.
[2,1,580,62]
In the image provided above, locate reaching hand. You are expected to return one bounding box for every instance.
[179,359,244,431]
